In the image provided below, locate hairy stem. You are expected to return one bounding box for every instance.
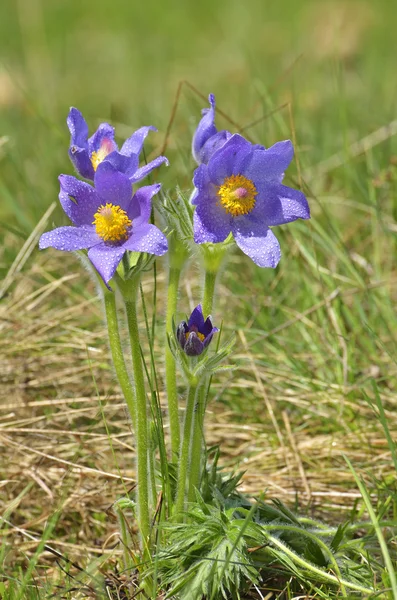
[202,269,217,317]
[175,381,198,517]
[122,278,151,547]
[165,266,182,459]
[103,291,136,428]
[188,383,206,501]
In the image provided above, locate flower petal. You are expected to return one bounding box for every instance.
[207,134,252,185]
[68,147,95,180]
[199,130,232,165]
[59,175,101,225]
[188,304,205,330]
[67,107,88,148]
[39,226,99,251]
[192,94,218,164]
[177,322,189,349]
[87,123,117,154]
[129,155,169,183]
[94,162,132,210]
[254,182,310,226]
[192,164,211,205]
[244,141,294,184]
[203,327,218,348]
[103,151,139,178]
[88,243,126,284]
[129,184,161,224]
[202,317,215,337]
[120,126,157,156]
[232,219,281,268]
[184,332,205,356]
[193,192,231,244]
[123,223,168,256]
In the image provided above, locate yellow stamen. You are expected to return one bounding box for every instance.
[186,331,205,342]
[93,204,132,242]
[217,174,257,217]
[91,140,114,171]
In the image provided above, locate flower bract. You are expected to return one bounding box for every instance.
[177,304,218,356]
[192,94,232,166]
[39,162,168,285]
[192,133,310,268]
[67,107,168,183]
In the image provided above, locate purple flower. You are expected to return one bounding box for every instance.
[39,162,168,286]
[177,304,218,357]
[192,134,310,268]
[67,107,168,183]
[192,94,232,166]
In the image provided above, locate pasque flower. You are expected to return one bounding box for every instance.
[192,133,310,268]
[177,304,218,356]
[39,162,168,285]
[67,107,168,182]
[192,94,232,165]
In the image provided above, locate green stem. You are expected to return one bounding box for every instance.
[188,383,206,501]
[175,381,198,518]
[115,504,133,573]
[122,277,151,547]
[165,266,182,459]
[103,291,136,429]
[202,269,217,317]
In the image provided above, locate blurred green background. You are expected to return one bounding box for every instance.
[1,0,397,232]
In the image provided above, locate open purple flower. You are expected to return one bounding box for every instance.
[177,304,218,356]
[39,162,168,286]
[192,134,310,268]
[67,107,168,183]
[192,94,232,166]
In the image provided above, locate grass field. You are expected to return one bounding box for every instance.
[1,0,397,597]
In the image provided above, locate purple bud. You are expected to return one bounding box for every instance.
[177,305,218,357]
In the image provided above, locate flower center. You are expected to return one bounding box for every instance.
[217,174,257,217]
[91,139,115,171]
[93,204,132,242]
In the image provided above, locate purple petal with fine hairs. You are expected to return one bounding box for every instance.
[184,332,205,356]
[202,317,215,337]
[244,141,294,184]
[68,147,95,180]
[123,223,168,256]
[207,134,252,185]
[199,130,232,165]
[192,93,217,164]
[94,162,132,210]
[120,126,157,156]
[39,226,100,252]
[67,107,88,148]
[203,327,218,348]
[59,175,101,225]
[88,243,126,285]
[129,155,169,183]
[188,304,205,330]
[177,322,189,349]
[193,192,231,244]
[192,164,212,205]
[129,184,161,225]
[253,182,310,226]
[87,123,117,154]
[103,151,139,178]
[232,218,281,268]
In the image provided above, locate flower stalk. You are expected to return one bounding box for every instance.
[119,274,151,547]
[103,289,137,428]
[174,379,198,518]
[165,265,182,459]
[188,382,207,501]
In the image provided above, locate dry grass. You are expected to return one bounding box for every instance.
[1,239,396,581]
